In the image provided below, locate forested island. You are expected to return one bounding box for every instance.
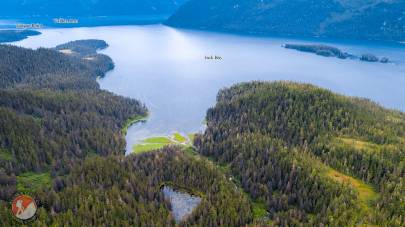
[284,44,390,63]
[0,30,41,43]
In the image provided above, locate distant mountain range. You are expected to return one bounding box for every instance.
[1,0,187,17]
[166,0,405,42]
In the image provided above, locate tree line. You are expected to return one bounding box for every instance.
[195,81,404,226]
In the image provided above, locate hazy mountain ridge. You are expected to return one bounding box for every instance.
[166,0,405,41]
[1,0,188,17]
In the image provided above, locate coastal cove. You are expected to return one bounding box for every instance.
[11,25,405,154]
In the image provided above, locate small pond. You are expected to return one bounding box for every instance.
[162,186,202,223]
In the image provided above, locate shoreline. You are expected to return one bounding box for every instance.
[0,29,41,43]
[121,113,149,138]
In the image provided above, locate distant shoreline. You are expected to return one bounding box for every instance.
[0,29,41,43]
[0,15,169,29]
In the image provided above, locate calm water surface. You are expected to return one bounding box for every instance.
[13,25,405,154]
[162,186,201,223]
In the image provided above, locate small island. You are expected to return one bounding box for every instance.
[360,54,389,63]
[0,30,41,43]
[284,44,352,59]
[284,43,390,63]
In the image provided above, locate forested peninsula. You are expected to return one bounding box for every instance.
[0,40,147,197]
[195,81,404,226]
[0,30,41,43]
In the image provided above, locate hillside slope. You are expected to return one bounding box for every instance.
[166,0,405,42]
[0,147,253,226]
[0,40,254,226]
[195,81,405,225]
[0,41,146,177]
